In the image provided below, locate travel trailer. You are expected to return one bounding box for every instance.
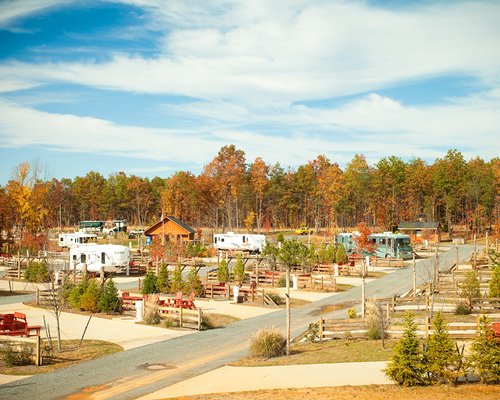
[69,244,130,274]
[78,220,127,234]
[213,232,266,253]
[58,232,97,248]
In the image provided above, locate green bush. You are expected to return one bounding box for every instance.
[336,244,347,264]
[276,275,286,287]
[24,261,50,283]
[2,342,33,367]
[233,254,246,285]
[80,279,102,312]
[249,328,286,358]
[306,322,319,342]
[348,308,358,318]
[163,316,178,328]
[367,327,382,340]
[468,315,500,383]
[489,266,500,298]
[141,270,159,295]
[58,277,75,308]
[98,277,121,313]
[267,292,284,305]
[455,302,471,315]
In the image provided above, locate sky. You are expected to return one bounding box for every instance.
[0,0,499,184]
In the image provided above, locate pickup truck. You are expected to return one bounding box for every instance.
[295,227,313,235]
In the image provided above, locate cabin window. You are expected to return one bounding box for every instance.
[101,252,106,263]
[221,238,225,242]
[242,236,246,243]
[72,255,77,261]
[80,254,86,263]
[380,238,386,245]
[60,237,63,242]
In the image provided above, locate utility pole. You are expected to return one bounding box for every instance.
[285,267,291,356]
[412,253,416,299]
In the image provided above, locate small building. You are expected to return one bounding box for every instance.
[144,216,195,244]
[397,221,441,243]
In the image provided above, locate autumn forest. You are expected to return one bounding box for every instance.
[1,146,499,247]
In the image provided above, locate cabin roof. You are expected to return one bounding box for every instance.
[144,215,196,236]
[398,221,440,230]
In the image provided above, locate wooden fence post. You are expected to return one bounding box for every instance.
[179,307,183,328]
[386,303,390,323]
[391,295,395,313]
[197,308,202,331]
[319,318,324,340]
[425,316,430,340]
[332,277,337,292]
[35,335,42,366]
[262,288,265,305]
[36,288,40,305]
[321,276,324,291]
[425,295,430,312]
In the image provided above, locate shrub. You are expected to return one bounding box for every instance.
[348,308,358,318]
[461,270,480,309]
[366,301,385,340]
[384,312,427,386]
[185,267,203,296]
[267,292,284,305]
[367,327,382,340]
[24,261,50,283]
[141,270,159,295]
[249,328,286,358]
[217,258,230,283]
[58,277,75,308]
[489,266,500,298]
[276,275,286,287]
[144,305,161,325]
[170,263,184,293]
[157,264,170,294]
[455,302,471,315]
[80,279,102,312]
[163,316,178,328]
[98,277,121,313]
[306,322,319,342]
[2,342,33,367]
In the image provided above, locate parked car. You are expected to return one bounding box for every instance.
[295,227,313,235]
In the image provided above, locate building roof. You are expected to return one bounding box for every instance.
[398,221,440,230]
[144,215,196,236]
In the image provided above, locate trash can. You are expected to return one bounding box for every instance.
[135,300,143,321]
[233,286,239,303]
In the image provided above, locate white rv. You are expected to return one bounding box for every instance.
[58,232,97,248]
[213,232,266,253]
[69,244,130,274]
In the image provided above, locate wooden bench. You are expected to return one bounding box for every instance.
[0,313,41,337]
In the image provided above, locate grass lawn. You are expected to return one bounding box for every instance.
[232,338,396,367]
[0,339,122,375]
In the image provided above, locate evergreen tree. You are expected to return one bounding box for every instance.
[468,315,500,383]
[68,278,88,310]
[233,254,246,285]
[217,258,230,283]
[185,267,203,296]
[98,277,121,313]
[384,312,427,386]
[425,312,461,384]
[262,241,279,270]
[141,270,159,294]
[326,243,336,263]
[80,279,102,312]
[336,243,347,264]
[157,263,170,294]
[489,266,500,298]
[460,270,480,309]
[170,262,184,294]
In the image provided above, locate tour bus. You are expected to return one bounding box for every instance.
[58,232,97,248]
[69,244,130,274]
[213,232,266,253]
[368,232,413,259]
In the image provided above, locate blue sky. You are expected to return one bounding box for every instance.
[0,0,499,184]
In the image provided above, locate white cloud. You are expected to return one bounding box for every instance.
[0,0,73,29]
[1,1,499,103]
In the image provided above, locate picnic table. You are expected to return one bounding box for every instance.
[0,312,41,337]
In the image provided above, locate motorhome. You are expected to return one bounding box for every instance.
[369,232,413,259]
[78,220,127,234]
[69,244,130,274]
[58,232,97,248]
[213,232,266,253]
[336,232,359,253]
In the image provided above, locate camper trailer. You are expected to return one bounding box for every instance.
[213,232,266,253]
[69,244,130,274]
[369,232,413,259]
[58,232,97,248]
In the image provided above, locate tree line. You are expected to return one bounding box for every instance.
[0,146,498,247]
